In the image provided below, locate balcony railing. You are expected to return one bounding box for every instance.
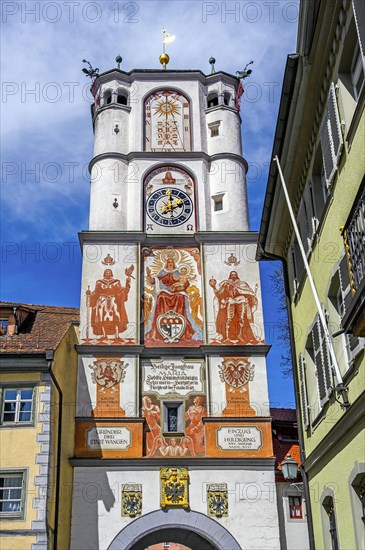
[343,185,365,293]
[341,181,365,337]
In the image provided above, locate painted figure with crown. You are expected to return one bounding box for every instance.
[85,254,135,343]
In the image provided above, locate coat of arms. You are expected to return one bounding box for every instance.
[219,358,255,392]
[89,358,127,392]
[157,310,186,343]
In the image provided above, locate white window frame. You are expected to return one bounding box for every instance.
[1,387,35,425]
[0,470,27,518]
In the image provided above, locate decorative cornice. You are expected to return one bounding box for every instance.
[70,457,276,469]
[78,231,259,247]
[88,151,249,175]
[75,344,271,357]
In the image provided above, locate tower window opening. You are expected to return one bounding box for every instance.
[213,195,224,211]
[223,92,231,106]
[117,93,128,105]
[104,91,112,105]
[207,94,219,108]
[211,126,219,137]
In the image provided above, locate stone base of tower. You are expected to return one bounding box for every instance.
[70,463,281,550]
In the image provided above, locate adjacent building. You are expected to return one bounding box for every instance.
[0,303,78,549]
[258,1,365,548]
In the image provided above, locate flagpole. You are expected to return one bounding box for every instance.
[274,155,350,408]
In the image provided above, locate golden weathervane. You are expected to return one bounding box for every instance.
[159,29,175,70]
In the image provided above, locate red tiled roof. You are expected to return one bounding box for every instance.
[271,407,298,422]
[273,439,301,471]
[0,302,79,354]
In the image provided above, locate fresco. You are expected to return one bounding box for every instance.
[143,247,203,346]
[209,356,271,418]
[80,245,138,344]
[204,244,265,345]
[76,356,138,418]
[141,358,206,457]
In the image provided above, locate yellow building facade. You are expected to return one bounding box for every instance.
[0,303,78,550]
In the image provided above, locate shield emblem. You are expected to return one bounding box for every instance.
[157,310,186,343]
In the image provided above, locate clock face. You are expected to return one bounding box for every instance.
[144,166,196,234]
[146,187,193,227]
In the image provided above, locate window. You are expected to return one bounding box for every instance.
[163,402,183,433]
[306,316,333,409]
[223,92,231,106]
[349,463,365,549]
[207,93,218,108]
[323,496,339,550]
[0,319,9,336]
[117,91,128,105]
[104,90,112,105]
[0,472,26,518]
[208,121,220,137]
[287,238,305,299]
[351,43,364,100]
[289,496,303,519]
[1,388,34,424]
[213,195,223,211]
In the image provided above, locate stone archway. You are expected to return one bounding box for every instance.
[108,509,242,550]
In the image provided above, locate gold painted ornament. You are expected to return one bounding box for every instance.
[160,467,189,509]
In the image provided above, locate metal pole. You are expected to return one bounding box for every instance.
[274,156,349,405]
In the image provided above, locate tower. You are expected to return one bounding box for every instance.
[71,63,280,549]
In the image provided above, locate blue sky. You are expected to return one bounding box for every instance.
[1,0,299,406]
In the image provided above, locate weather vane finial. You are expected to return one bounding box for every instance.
[159,29,175,70]
[236,60,254,80]
[82,59,99,79]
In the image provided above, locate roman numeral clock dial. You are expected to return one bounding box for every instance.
[144,167,196,233]
[147,188,193,227]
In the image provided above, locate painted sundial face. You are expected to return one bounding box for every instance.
[146,187,193,227]
[144,166,196,234]
[145,90,191,152]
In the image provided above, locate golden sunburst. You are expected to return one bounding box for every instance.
[153,97,180,117]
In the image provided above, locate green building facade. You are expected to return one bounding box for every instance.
[258,1,365,548]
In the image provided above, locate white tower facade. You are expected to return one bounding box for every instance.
[71,67,280,550]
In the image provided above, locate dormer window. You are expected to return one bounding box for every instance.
[0,319,9,336]
[207,93,218,108]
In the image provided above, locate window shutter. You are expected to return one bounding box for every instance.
[313,318,332,405]
[327,83,343,166]
[299,354,309,429]
[297,202,310,254]
[287,246,298,299]
[353,0,365,59]
[294,240,305,282]
[338,252,352,315]
[320,107,335,185]
[304,183,317,243]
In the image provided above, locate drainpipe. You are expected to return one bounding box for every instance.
[257,249,315,550]
[45,349,62,550]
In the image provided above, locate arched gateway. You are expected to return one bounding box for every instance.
[108,509,242,550]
